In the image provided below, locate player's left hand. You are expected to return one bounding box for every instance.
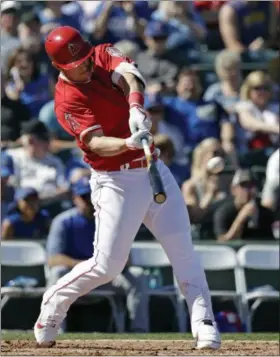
[129,106,152,134]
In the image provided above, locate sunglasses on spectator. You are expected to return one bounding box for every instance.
[251,85,270,91]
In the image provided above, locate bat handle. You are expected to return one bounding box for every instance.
[141,137,151,157]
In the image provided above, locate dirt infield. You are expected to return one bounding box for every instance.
[1,339,279,356]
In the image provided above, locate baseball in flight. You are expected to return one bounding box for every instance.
[207,156,225,174]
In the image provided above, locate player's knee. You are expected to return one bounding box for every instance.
[94,252,127,284]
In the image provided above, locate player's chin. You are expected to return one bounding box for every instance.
[80,71,91,81]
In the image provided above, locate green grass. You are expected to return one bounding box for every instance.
[1,331,278,341]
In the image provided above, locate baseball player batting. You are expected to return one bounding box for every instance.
[34,26,221,350]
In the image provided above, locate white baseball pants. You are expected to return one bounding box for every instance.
[40,160,214,335]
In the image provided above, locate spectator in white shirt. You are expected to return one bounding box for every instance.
[235,71,279,154]
[7,120,68,202]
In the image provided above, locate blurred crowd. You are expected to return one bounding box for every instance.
[1,0,280,246]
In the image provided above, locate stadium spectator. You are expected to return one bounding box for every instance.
[5,48,54,117]
[1,153,15,223]
[91,1,153,47]
[203,50,242,113]
[7,120,68,201]
[38,1,82,37]
[136,20,179,94]
[219,0,279,52]
[38,100,77,153]
[1,187,50,240]
[193,1,226,50]
[182,138,228,224]
[214,169,274,241]
[18,10,42,52]
[1,71,31,148]
[138,20,180,92]
[153,134,175,167]
[235,71,279,154]
[145,93,190,183]
[76,0,102,35]
[114,40,140,61]
[262,149,280,214]
[1,1,21,74]
[163,68,236,159]
[46,177,149,332]
[65,148,91,184]
[17,10,52,75]
[153,133,187,187]
[152,1,207,50]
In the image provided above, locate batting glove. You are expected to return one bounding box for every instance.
[129,106,152,134]
[125,129,153,150]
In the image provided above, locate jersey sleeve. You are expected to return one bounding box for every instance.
[97,43,146,87]
[55,101,101,143]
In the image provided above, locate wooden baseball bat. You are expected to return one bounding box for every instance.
[141,137,167,204]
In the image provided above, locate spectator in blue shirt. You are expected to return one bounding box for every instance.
[92,1,153,47]
[1,152,15,223]
[1,187,50,240]
[151,1,207,50]
[163,68,237,161]
[46,177,149,332]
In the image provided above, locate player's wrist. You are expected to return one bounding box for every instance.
[127,92,144,109]
[125,137,137,150]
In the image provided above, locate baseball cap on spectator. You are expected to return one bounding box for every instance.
[15,187,38,201]
[232,169,255,187]
[1,1,19,13]
[1,153,14,178]
[21,119,50,141]
[144,21,169,38]
[144,94,164,110]
[71,176,91,196]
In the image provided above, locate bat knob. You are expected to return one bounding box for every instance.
[154,193,167,204]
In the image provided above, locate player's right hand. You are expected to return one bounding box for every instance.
[125,130,153,150]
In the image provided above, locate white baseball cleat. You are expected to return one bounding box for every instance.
[34,317,59,347]
[195,319,221,350]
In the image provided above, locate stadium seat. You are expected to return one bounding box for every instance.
[130,242,187,332]
[194,245,244,325]
[1,241,47,311]
[237,244,280,332]
[1,241,124,332]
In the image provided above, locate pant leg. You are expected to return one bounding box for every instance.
[143,160,215,336]
[112,267,149,332]
[39,169,152,326]
[47,266,71,287]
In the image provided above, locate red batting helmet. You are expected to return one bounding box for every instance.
[45,26,94,70]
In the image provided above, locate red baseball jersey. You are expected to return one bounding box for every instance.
[54,43,146,171]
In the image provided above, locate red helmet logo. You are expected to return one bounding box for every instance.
[68,43,80,57]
